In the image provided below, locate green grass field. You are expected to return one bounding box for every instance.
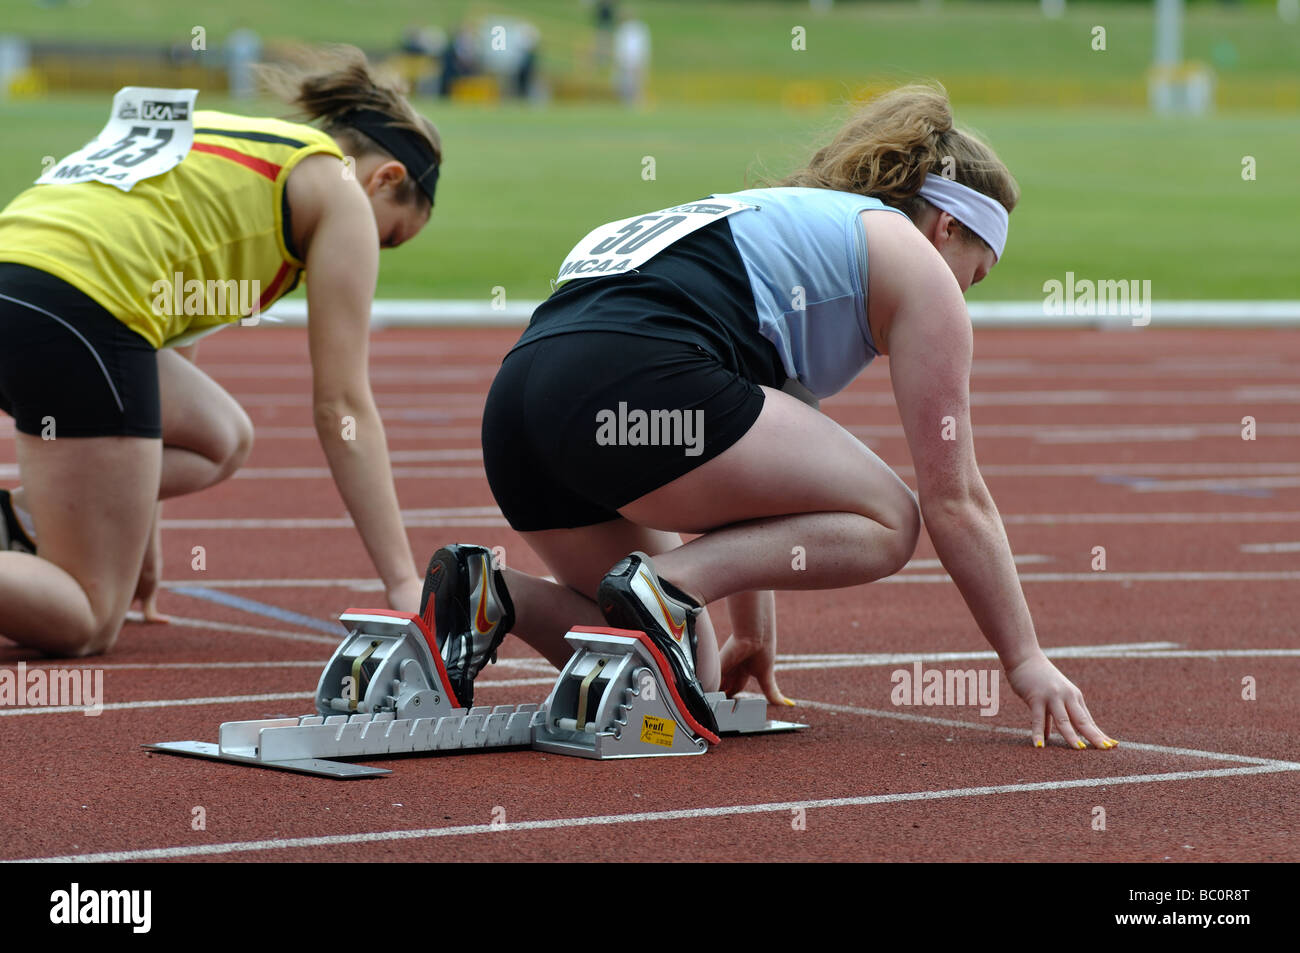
[3,95,1294,299]
[3,2,1297,300]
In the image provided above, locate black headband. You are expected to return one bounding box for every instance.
[341,108,439,204]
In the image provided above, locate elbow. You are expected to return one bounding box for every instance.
[313,395,372,439]
[920,486,993,528]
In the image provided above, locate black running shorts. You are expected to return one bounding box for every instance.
[0,262,162,439]
[482,330,768,531]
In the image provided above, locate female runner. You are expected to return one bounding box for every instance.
[423,85,1113,749]
[0,47,437,656]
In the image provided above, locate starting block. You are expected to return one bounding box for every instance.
[146,609,803,778]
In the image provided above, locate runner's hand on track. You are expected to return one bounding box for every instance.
[719,635,793,707]
[1006,653,1115,749]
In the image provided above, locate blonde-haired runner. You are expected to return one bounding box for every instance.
[422,84,1115,751]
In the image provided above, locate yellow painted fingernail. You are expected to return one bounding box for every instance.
[1076,740,1087,749]
[1034,739,1044,748]
[784,698,796,707]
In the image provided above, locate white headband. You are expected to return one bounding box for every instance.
[916,174,1009,262]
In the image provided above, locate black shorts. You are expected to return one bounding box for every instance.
[482,331,766,531]
[0,263,161,438]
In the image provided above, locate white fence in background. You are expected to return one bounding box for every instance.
[258,300,1300,330]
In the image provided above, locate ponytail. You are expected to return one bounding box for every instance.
[778,83,1018,222]
[256,45,441,206]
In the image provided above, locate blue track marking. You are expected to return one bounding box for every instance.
[1096,474,1273,499]
[171,586,341,635]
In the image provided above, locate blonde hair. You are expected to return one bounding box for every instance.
[778,84,1018,242]
[256,44,441,208]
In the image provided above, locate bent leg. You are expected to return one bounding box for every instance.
[156,348,253,498]
[617,385,922,603]
[0,433,160,655]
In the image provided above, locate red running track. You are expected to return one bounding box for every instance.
[1,326,1298,862]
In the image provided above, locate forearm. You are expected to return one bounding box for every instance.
[314,399,415,590]
[922,493,1041,670]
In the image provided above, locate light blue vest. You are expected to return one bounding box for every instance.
[713,187,908,398]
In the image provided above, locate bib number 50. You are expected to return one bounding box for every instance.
[588,214,687,256]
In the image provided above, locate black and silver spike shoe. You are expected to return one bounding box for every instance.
[419,544,516,710]
[596,551,719,736]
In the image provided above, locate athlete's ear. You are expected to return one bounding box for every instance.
[363,159,408,196]
[927,210,961,251]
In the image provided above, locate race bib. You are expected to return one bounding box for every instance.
[555,197,756,284]
[36,86,198,192]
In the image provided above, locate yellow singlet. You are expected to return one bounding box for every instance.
[0,110,344,348]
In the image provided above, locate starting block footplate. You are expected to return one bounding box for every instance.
[147,614,806,778]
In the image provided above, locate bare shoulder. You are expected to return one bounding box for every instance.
[286,153,364,255]
[860,208,965,355]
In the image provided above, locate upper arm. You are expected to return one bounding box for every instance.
[863,212,981,507]
[290,156,379,407]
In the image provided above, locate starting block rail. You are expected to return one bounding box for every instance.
[146,610,803,778]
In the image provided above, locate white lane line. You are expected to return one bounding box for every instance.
[1003,511,1300,525]
[159,579,384,591]
[8,660,326,671]
[233,392,483,406]
[199,364,497,382]
[10,462,1300,484]
[159,516,509,529]
[972,462,1300,477]
[774,642,1181,670]
[252,426,483,440]
[903,554,1051,570]
[830,388,1300,407]
[0,658,553,673]
[159,616,341,645]
[0,676,564,716]
[847,423,1300,444]
[150,570,1300,591]
[0,691,311,717]
[1125,476,1300,493]
[794,700,1300,768]
[784,648,1300,664]
[1240,541,1300,553]
[234,467,487,479]
[384,450,484,462]
[12,763,1298,864]
[154,509,1300,530]
[883,571,1300,583]
[10,643,1291,717]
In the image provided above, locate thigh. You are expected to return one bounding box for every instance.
[618,384,918,534]
[158,347,253,467]
[15,431,160,639]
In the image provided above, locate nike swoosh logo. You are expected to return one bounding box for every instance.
[474,555,494,635]
[642,570,686,641]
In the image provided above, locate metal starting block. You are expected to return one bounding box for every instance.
[146,612,803,778]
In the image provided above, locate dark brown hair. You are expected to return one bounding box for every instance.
[257,44,441,208]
